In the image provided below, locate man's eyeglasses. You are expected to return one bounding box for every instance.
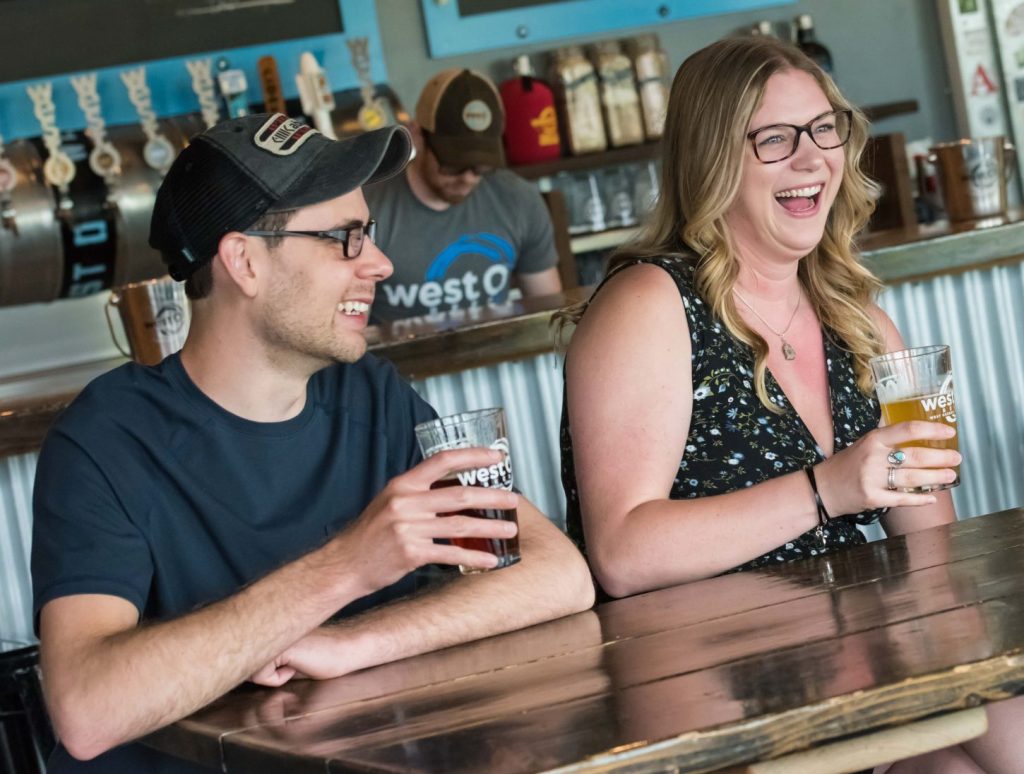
[244,220,376,259]
[746,109,853,164]
[437,161,494,177]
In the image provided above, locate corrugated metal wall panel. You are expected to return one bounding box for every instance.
[412,351,567,530]
[0,453,37,642]
[3,262,1022,640]
[879,262,1024,519]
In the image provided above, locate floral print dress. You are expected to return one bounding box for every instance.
[561,256,885,581]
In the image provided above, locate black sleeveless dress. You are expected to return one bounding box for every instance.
[561,256,885,579]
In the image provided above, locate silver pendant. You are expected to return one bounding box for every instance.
[782,340,797,360]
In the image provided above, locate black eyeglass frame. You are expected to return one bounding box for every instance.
[421,130,494,177]
[746,109,854,164]
[244,220,377,259]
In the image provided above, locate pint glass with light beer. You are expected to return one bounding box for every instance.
[869,345,960,491]
[414,407,521,573]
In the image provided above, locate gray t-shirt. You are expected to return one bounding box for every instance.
[365,170,557,324]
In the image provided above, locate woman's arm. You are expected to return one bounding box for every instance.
[567,270,954,597]
[566,265,826,595]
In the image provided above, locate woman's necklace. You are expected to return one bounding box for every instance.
[732,288,801,361]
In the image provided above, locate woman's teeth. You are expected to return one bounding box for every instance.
[775,184,823,199]
[338,301,369,315]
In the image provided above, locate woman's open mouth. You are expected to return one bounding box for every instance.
[775,184,823,214]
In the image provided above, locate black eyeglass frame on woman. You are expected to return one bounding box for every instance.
[746,109,853,164]
[244,220,377,259]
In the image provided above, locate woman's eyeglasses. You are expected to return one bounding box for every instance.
[746,109,853,164]
[245,220,377,259]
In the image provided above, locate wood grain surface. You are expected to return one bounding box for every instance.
[144,508,1024,773]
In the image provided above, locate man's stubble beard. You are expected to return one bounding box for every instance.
[258,274,367,370]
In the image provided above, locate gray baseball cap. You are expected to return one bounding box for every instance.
[149,113,412,281]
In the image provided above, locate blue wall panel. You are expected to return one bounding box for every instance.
[0,0,387,142]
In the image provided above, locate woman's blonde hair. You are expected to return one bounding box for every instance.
[557,36,885,411]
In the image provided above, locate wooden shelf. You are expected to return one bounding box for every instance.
[569,226,639,254]
[511,142,660,180]
[862,100,919,123]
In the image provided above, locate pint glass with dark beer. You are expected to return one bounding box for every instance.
[414,407,521,573]
[869,344,960,491]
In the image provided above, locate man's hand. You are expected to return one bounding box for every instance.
[250,628,341,686]
[329,447,519,599]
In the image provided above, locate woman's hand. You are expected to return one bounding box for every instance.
[814,420,961,516]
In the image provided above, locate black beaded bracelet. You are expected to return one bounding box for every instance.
[803,465,831,546]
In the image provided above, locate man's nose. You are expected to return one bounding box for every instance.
[358,239,393,281]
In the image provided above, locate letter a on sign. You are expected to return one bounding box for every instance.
[971,64,998,95]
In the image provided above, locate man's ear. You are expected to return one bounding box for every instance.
[214,232,260,298]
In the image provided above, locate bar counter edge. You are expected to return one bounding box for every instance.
[1,215,1023,459]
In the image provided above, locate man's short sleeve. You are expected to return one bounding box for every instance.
[32,430,152,632]
[510,179,559,275]
[381,361,439,475]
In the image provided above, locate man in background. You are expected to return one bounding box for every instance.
[366,68,562,329]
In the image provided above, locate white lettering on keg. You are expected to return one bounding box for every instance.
[67,280,105,297]
[69,262,106,281]
[72,219,109,247]
[67,262,107,297]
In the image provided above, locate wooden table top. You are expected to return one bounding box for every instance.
[144,508,1024,773]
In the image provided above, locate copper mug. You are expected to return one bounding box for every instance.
[105,276,190,365]
[928,137,1016,222]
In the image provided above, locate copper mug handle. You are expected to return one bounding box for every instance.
[104,291,133,359]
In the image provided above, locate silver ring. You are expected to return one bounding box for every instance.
[887,466,898,491]
[887,449,907,466]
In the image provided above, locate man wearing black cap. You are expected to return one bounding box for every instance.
[31,114,593,772]
[365,69,563,327]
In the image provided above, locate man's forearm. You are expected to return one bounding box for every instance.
[314,501,594,675]
[43,538,367,760]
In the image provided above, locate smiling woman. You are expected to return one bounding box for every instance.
[555,34,1024,773]
[554,34,958,597]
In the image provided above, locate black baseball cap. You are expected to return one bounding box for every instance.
[150,113,412,281]
[415,69,506,169]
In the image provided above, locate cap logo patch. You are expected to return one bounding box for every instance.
[462,99,493,132]
[254,114,319,156]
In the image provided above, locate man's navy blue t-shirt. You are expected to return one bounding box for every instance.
[32,352,436,773]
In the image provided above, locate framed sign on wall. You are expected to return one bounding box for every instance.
[419,0,795,58]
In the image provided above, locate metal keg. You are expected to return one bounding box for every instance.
[0,117,201,307]
[0,140,63,306]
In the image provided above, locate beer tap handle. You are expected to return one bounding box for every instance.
[120,66,175,174]
[186,58,222,129]
[295,52,337,139]
[0,146,17,235]
[257,56,287,115]
[216,57,250,119]
[70,72,123,209]
[26,81,76,216]
[346,37,394,131]
[0,127,18,233]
